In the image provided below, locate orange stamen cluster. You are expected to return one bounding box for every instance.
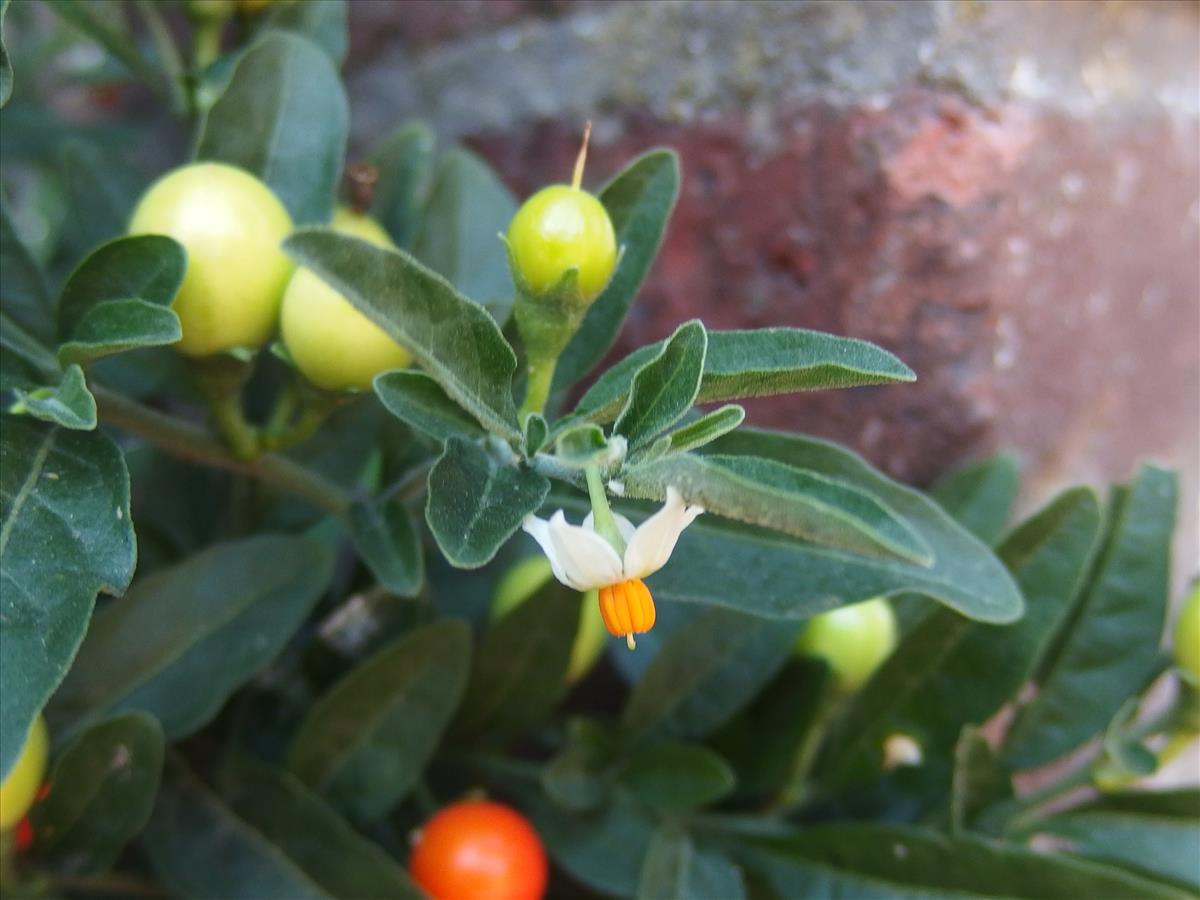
[598,579,656,649]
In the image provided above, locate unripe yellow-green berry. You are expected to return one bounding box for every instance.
[794,597,898,694]
[0,715,48,831]
[280,207,413,392]
[129,162,294,357]
[507,185,617,302]
[1174,583,1200,684]
[492,556,607,683]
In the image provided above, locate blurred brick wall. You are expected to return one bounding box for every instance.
[345,0,1199,576]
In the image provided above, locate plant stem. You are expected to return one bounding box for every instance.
[51,873,169,898]
[584,465,625,554]
[92,385,351,515]
[134,0,188,115]
[518,357,556,421]
[192,20,223,71]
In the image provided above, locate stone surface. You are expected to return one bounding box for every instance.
[346,0,1199,574]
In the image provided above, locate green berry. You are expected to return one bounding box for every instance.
[0,715,48,831]
[129,162,294,357]
[280,207,413,391]
[507,185,617,302]
[794,597,898,694]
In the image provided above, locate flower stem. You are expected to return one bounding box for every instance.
[518,356,556,421]
[585,464,625,554]
[93,385,351,515]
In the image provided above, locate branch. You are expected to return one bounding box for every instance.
[92,385,352,516]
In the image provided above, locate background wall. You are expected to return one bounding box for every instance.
[345,0,1200,578]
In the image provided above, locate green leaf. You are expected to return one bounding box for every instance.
[642,429,1023,624]
[574,328,916,424]
[735,824,1191,899]
[541,721,613,812]
[709,658,834,808]
[55,140,148,264]
[9,364,96,430]
[49,0,162,92]
[197,33,348,225]
[347,496,423,597]
[524,413,548,456]
[1004,465,1177,769]
[284,231,521,439]
[622,453,932,565]
[614,319,707,447]
[413,148,518,322]
[620,742,736,812]
[259,0,348,66]
[931,452,1021,545]
[527,792,657,899]
[30,712,164,874]
[950,726,1011,836]
[455,579,580,740]
[655,404,745,456]
[1,418,135,778]
[48,536,333,742]
[59,300,181,367]
[0,197,54,345]
[1,311,59,391]
[553,422,611,467]
[0,0,13,107]
[555,150,680,390]
[820,488,1102,787]
[1033,790,1200,891]
[55,235,185,340]
[288,621,469,820]
[638,826,745,900]
[220,758,423,898]
[623,608,801,739]
[425,436,549,568]
[374,370,485,443]
[145,755,422,900]
[369,123,436,248]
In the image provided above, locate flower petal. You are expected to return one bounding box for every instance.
[584,511,637,545]
[623,487,704,579]
[522,514,575,588]
[547,511,624,590]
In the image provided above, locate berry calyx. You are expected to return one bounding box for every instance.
[129,162,294,357]
[280,207,413,392]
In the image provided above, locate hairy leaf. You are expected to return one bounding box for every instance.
[374,370,485,443]
[426,437,548,568]
[413,148,517,322]
[1,418,134,778]
[284,231,521,439]
[622,453,932,565]
[615,319,707,447]
[49,536,333,742]
[31,712,163,874]
[288,621,470,820]
[574,328,915,423]
[1005,466,1176,768]
[197,33,348,224]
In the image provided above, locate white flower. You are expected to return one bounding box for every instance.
[521,487,704,592]
[521,487,704,648]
